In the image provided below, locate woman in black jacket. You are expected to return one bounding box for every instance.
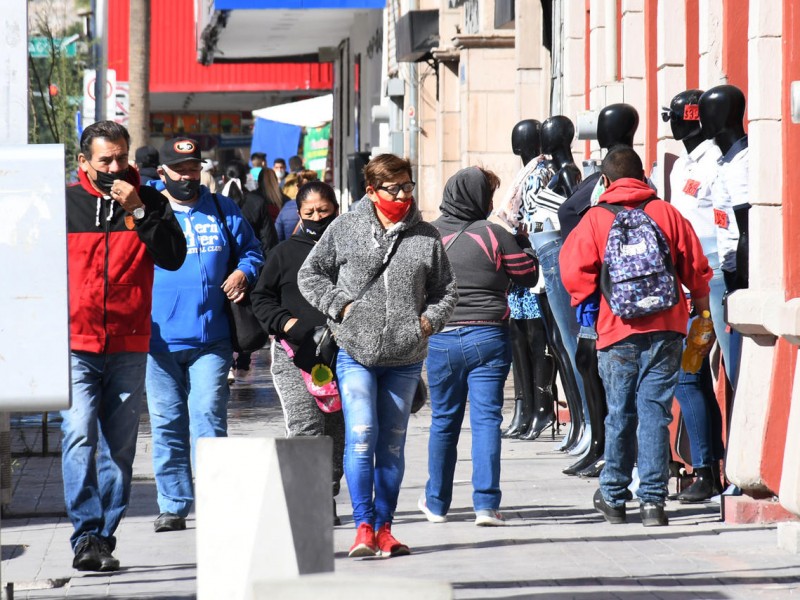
[251,181,344,523]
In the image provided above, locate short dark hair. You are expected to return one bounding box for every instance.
[80,121,130,159]
[363,154,412,189]
[288,155,304,172]
[273,158,286,167]
[601,146,644,183]
[297,181,338,208]
[250,152,266,161]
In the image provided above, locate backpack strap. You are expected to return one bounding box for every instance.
[596,202,624,215]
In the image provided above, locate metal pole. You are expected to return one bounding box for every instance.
[407,0,419,181]
[93,0,108,122]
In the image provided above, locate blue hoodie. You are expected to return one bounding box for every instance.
[150,186,264,352]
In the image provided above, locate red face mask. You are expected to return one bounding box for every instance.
[373,193,413,223]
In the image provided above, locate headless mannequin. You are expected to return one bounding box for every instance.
[667,89,726,500]
[560,104,639,476]
[699,85,749,290]
[541,116,582,198]
[503,119,559,440]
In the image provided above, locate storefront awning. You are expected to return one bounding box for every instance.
[252,94,333,128]
[197,0,386,64]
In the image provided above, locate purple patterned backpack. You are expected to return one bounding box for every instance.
[598,199,679,320]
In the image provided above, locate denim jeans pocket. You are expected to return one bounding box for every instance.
[426,345,453,387]
[473,331,511,369]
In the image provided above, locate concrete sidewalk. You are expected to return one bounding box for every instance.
[2,349,800,599]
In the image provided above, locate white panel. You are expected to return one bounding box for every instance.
[0,145,70,410]
[0,0,27,144]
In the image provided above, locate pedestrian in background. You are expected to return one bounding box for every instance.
[146,137,264,534]
[420,166,539,527]
[63,121,187,572]
[298,154,458,558]
[252,181,345,524]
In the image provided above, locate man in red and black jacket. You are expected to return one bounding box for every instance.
[63,121,186,572]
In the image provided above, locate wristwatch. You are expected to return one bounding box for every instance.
[131,206,146,221]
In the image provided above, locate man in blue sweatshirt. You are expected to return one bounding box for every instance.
[146,137,263,533]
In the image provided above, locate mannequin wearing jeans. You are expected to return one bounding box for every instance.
[502,119,559,440]
[667,89,737,501]
[531,116,587,453]
[558,104,640,473]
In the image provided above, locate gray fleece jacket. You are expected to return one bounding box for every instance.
[297,196,458,367]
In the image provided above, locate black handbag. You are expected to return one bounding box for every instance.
[292,232,405,377]
[212,194,269,353]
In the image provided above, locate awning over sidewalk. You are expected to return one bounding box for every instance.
[252,94,333,128]
[197,1,385,63]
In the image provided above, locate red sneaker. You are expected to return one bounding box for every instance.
[375,523,410,557]
[348,523,377,557]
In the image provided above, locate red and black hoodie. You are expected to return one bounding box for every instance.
[67,168,186,354]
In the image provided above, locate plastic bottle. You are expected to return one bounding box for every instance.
[681,310,714,373]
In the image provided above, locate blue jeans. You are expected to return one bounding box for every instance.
[535,234,590,426]
[675,267,739,468]
[598,332,683,506]
[336,349,422,529]
[146,339,233,517]
[62,351,147,551]
[424,326,511,515]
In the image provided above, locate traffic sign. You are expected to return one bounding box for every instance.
[82,69,117,127]
[29,36,77,58]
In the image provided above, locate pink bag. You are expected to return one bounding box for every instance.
[280,340,341,413]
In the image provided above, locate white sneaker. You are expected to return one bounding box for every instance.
[475,509,505,526]
[418,494,447,523]
[227,367,235,384]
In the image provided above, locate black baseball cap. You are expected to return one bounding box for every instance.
[160,137,202,166]
[135,145,159,168]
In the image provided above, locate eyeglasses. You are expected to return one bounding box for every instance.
[376,181,415,196]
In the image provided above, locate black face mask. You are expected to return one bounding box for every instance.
[163,171,201,201]
[301,213,336,240]
[94,169,127,194]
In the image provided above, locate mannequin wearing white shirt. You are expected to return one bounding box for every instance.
[699,85,749,291]
[666,89,737,502]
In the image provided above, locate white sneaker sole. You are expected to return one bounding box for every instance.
[417,496,447,523]
[475,513,505,527]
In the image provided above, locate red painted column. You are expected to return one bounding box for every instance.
[685,0,699,89]
[762,340,797,492]
[722,0,749,93]
[643,0,658,171]
[784,0,800,300]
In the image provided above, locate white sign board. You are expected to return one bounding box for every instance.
[82,69,117,127]
[0,145,70,410]
[0,0,28,144]
[115,81,130,126]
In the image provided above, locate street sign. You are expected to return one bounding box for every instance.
[82,69,116,127]
[29,36,78,58]
[115,81,130,126]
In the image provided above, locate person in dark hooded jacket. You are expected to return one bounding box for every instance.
[419,166,539,528]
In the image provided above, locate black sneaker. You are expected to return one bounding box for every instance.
[97,538,120,571]
[641,503,669,527]
[154,512,186,533]
[72,535,102,571]
[593,488,626,524]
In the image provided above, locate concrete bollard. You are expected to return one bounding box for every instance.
[196,437,334,600]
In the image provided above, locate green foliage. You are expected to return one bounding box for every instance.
[28,6,87,181]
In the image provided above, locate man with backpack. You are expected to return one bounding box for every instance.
[560,147,713,527]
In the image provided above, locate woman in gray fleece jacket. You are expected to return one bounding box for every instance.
[298,154,457,559]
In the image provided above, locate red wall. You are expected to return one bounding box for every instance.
[108,0,332,93]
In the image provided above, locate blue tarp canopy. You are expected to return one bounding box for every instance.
[250,119,302,166]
